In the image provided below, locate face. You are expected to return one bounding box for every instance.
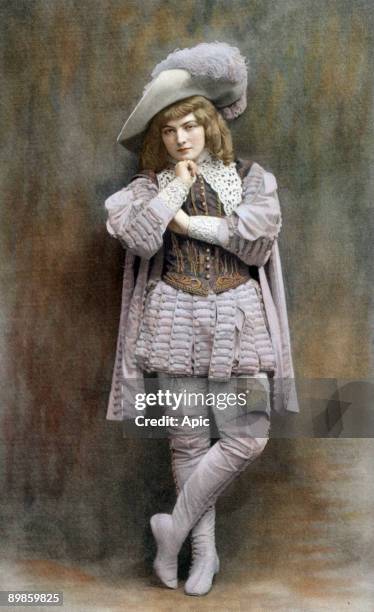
[161,113,205,162]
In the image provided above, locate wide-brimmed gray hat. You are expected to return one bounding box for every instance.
[118,42,248,152]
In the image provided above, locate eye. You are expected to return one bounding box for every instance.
[162,128,173,135]
[186,124,197,130]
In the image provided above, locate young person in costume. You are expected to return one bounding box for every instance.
[105,42,298,596]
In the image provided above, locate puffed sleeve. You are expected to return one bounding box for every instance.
[105,176,190,259]
[187,162,282,267]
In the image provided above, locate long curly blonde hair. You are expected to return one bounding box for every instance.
[140,96,234,172]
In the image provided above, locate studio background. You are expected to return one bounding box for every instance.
[1,0,373,609]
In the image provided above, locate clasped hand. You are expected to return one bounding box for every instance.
[168,160,198,235]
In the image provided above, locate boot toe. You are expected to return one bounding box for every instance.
[184,553,220,596]
[150,514,179,589]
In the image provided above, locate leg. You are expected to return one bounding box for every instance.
[184,374,271,595]
[154,376,217,589]
[151,412,270,592]
[169,433,219,595]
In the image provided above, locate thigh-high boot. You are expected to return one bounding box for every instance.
[169,434,220,595]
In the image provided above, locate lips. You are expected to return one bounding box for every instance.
[177,148,191,153]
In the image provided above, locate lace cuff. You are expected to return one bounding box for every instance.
[159,177,190,213]
[188,216,223,245]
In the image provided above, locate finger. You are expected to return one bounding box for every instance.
[187,161,196,176]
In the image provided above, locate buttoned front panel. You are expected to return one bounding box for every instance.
[162,177,251,295]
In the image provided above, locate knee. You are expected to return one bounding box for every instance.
[251,436,269,457]
[169,433,210,460]
[220,435,268,461]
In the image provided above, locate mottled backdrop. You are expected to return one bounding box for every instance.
[1,1,373,609]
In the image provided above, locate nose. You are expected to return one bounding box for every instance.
[176,128,187,146]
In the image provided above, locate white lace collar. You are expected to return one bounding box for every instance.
[157,151,242,215]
